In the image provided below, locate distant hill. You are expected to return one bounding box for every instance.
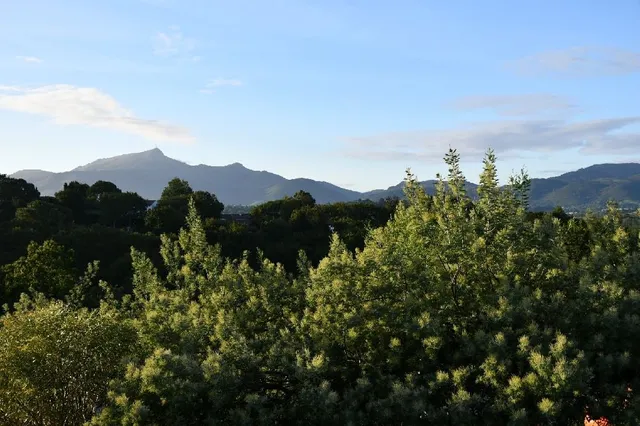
[526,164,640,211]
[361,180,480,201]
[9,149,640,211]
[10,149,361,205]
[361,164,640,212]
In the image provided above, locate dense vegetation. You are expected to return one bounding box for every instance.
[1,149,639,424]
[0,173,396,308]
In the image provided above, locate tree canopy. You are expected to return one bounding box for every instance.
[0,174,40,222]
[1,150,638,424]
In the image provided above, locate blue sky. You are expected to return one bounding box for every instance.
[1,0,639,191]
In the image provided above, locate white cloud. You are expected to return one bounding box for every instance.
[344,117,640,163]
[450,94,577,117]
[17,56,43,64]
[0,85,22,92]
[0,84,194,143]
[507,46,640,77]
[153,26,195,57]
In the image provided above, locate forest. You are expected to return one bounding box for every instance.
[1,149,638,425]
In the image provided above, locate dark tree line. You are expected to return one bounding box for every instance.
[0,174,397,308]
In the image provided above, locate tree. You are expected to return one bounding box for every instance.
[0,297,137,425]
[1,240,78,304]
[251,191,316,224]
[147,179,223,234]
[96,191,148,229]
[88,180,122,198]
[551,205,571,222]
[299,149,638,424]
[4,148,640,425]
[192,190,224,220]
[161,177,193,199]
[55,181,92,225]
[0,174,40,222]
[145,202,186,235]
[92,201,314,424]
[293,190,316,207]
[13,199,73,235]
[55,225,161,303]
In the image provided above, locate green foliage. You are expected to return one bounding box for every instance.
[1,240,78,304]
[94,191,148,229]
[0,174,40,222]
[0,297,137,425]
[250,190,316,223]
[3,151,640,425]
[244,192,394,271]
[161,177,193,199]
[54,226,161,305]
[145,201,185,235]
[55,181,92,225]
[192,190,224,220]
[89,180,122,198]
[92,200,311,424]
[13,199,73,235]
[146,179,224,235]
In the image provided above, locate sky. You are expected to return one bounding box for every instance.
[0,0,639,191]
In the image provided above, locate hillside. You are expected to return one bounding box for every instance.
[362,164,640,212]
[528,164,640,211]
[361,180,480,201]
[11,148,361,205]
[10,150,640,211]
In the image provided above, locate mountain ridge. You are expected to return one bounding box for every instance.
[11,149,361,205]
[10,149,640,211]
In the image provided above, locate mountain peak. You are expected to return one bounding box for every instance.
[72,148,182,172]
[147,147,165,156]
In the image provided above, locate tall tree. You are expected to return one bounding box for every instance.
[55,181,92,225]
[88,180,122,199]
[1,240,77,303]
[146,179,223,234]
[13,199,73,236]
[161,177,193,199]
[96,191,148,229]
[0,174,40,222]
[192,190,224,220]
[0,298,137,425]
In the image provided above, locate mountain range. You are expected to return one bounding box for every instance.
[10,148,640,212]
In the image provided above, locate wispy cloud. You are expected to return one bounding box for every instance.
[450,94,577,117]
[153,26,195,57]
[506,46,640,77]
[17,56,43,64]
[0,85,193,143]
[200,78,243,94]
[344,117,640,163]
